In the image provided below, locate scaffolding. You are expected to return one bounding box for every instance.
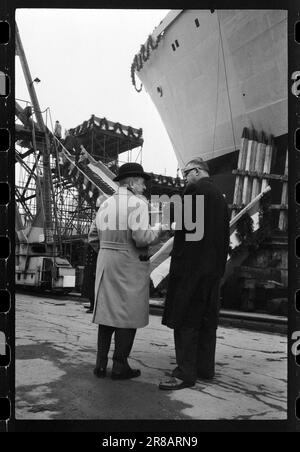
[14,20,184,281]
[15,116,142,242]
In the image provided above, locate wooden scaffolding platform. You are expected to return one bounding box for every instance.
[223,127,288,314]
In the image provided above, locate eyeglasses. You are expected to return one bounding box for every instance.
[182,167,199,178]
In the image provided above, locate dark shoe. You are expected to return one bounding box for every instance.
[111,369,141,380]
[171,367,183,379]
[93,367,106,378]
[159,377,195,391]
[197,373,214,381]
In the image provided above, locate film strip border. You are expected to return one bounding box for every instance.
[290,3,300,431]
[0,2,298,433]
[0,2,13,432]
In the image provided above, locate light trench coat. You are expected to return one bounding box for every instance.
[88,187,160,328]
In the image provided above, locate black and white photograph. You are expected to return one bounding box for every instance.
[13,8,289,423]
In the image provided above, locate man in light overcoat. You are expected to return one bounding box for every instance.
[88,163,161,380]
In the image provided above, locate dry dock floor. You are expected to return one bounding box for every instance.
[16,293,287,420]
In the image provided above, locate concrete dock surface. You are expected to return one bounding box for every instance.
[16,293,287,420]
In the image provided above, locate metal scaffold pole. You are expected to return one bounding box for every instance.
[15,22,54,244]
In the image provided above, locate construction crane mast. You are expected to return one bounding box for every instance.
[15,22,55,244]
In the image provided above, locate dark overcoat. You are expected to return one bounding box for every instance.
[81,245,97,303]
[162,177,230,329]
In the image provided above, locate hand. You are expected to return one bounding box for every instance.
[155,223,171,238]
[152,222,163,232]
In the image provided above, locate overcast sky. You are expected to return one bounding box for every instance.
[15,9,179,176]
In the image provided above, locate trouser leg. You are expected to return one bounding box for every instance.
[174,329,182,365]
[90,295,95,311]
[172,327,198,384]
[196,278,220,378]
[95,324,115,369]
[112,328,137,373]
[172,329,184,377]
[196,327,217,378]
[90,273,95,310]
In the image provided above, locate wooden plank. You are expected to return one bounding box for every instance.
[247,131,259,202]
[270,204,288,210]
[229,204,287,211]
[242,130,258,205]
[278,149,288,231]
[229,185,271,232]
[232,170,287,182]
[261,135,274,192]
[251,132,266,199]
[232,127,249,218]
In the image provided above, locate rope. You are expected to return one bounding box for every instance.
[217,11,237,152]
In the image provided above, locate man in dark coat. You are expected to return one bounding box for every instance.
[159,157,230,390]
[81,243,97,313]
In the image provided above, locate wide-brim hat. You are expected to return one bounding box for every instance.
[113,163,151,182]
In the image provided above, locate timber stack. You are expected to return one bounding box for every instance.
[223,128,288,315]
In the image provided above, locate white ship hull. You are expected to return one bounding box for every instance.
[136,10,287,166]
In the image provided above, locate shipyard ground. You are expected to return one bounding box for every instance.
[16,293,287,421]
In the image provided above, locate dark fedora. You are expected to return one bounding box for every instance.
[113,163,151,182]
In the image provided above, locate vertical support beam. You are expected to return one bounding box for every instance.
[91,127,94,157]
[246,131,259,203]
[279,149,288,231]
[117,138,120,167]
[21,153,40,199]
[242,130,258,205]
[251,132,267,199]
[261,136,274,192]
[77,190,81,234]
[16,22,54,243]
[15,23,44,132]
[103,134,106,164]
[231,127,248,219]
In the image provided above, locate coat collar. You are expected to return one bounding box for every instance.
[117,186,148,204]
[184,177,212,194]
[118,186,133,195]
